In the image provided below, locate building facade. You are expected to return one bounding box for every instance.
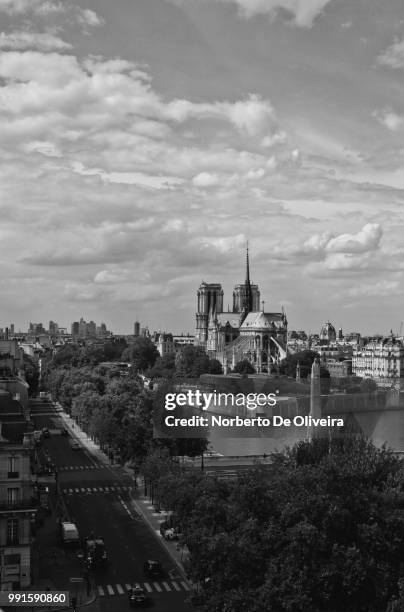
[352,335,404,388]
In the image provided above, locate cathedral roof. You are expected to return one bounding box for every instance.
[240,311,284,330]
[215,313,241,328]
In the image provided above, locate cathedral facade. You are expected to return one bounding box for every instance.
[195,249,288,373]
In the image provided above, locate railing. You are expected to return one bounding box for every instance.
[0,498,37,511]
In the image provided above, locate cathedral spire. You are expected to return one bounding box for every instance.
[246,241,250,284]
[240,242,253,324]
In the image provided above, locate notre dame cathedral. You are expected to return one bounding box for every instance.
[195,248,288,373]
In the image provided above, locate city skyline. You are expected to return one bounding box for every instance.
[1,0,404,334]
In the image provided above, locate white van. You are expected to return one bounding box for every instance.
[60,522,80,546]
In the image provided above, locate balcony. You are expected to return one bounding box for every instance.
[0,498,37,513]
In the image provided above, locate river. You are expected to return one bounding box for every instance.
[208,409,404,455]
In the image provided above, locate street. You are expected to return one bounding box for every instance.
[30,398,194,612]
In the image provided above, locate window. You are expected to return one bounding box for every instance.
[7,488,19,507]
[4,554,20,565]
[7,456,19,479]
[7,519,19,545]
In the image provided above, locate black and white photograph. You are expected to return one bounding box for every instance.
[1,0,404,610]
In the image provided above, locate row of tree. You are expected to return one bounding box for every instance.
[43,341,210,467]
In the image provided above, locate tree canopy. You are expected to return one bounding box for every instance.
[158,436,404,612]
[121,337,160,372]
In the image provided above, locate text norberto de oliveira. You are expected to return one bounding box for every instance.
[164,415,344,428]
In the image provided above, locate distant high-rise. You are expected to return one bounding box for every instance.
[71,321,79,336]
[87,321,96,337]
[28,322,45,335]
[134,321,140,337]
[49,320,58,335]
[10,323,15,335]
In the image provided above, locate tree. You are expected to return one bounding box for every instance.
[121,338,159,372]
[178,436,404,612]
[147,353,176,379]
[279,349,319,378]
[22,354,39,395]
[208,359,223,375]
[233,360,255,375]
[359,378,378,393]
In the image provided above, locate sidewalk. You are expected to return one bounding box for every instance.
[130,482,190,579]
[54,404,111,466]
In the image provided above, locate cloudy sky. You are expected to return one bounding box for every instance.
[1,0,404,335]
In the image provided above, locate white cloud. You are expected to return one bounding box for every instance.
[0,1,104,31]
[165,94,281,141]
[219,95,276,136]
[71,162,184,189]
[210,0,333,27]
[325,223,382,254]
[0,0,44,13]
[23,140,62,157]
[76,8,104,28]
[373,107,404,131]
[0,31,72,51]
[192,172,220,187]
[377,38,404,69]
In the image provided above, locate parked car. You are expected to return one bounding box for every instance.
[160,522,181,541]
[69,439,80,450]
[42,428,50,438]
[84,536,108,567]
[33,430,43,446]
[60,428,69,436]
[143,560,163,579]
[128,584,149,607]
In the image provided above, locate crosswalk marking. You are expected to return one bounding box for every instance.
[61,485,132,494]
[96,581,191,596]
[58,463,105,471]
